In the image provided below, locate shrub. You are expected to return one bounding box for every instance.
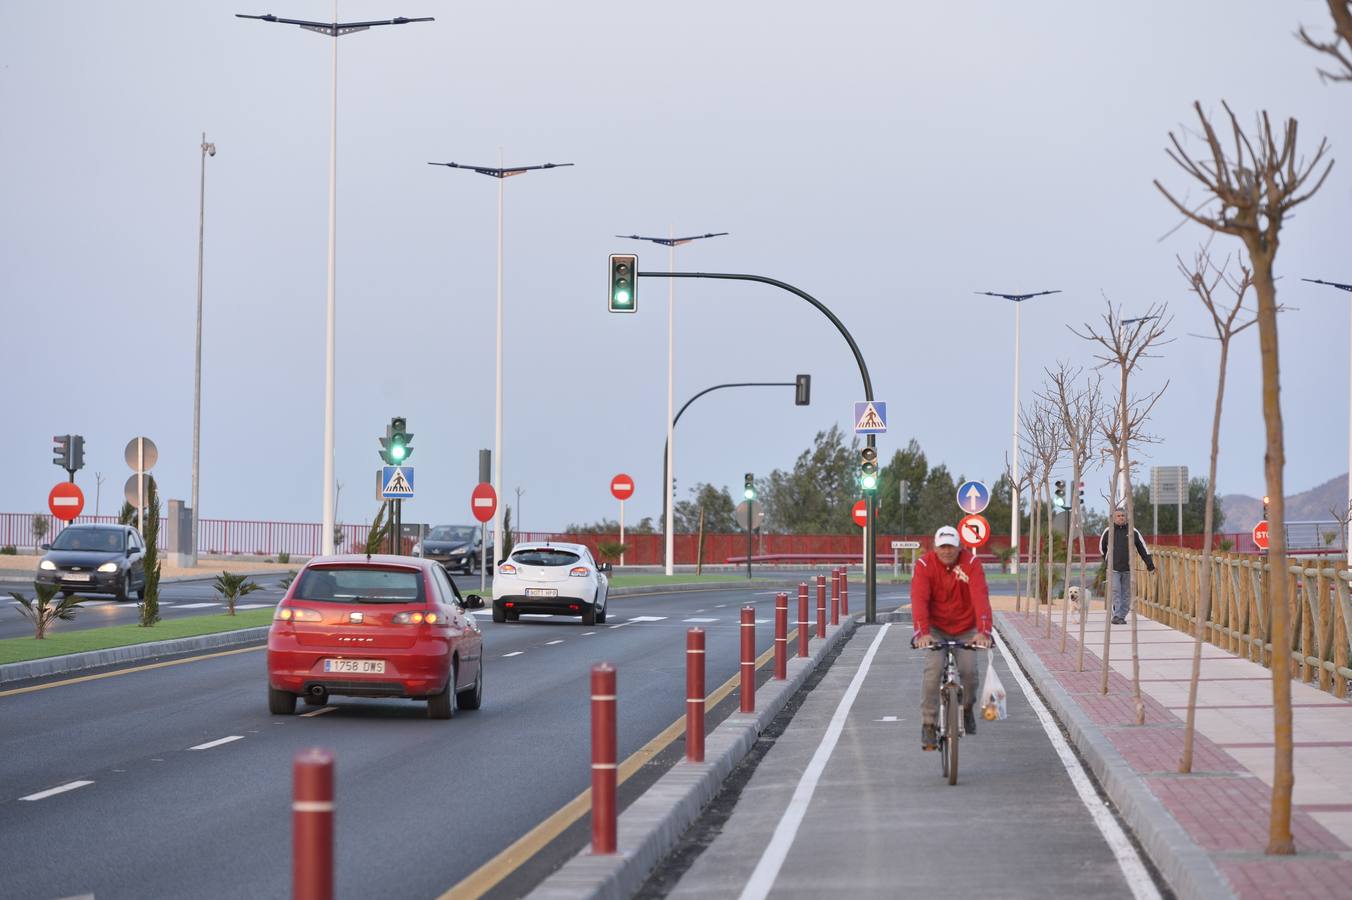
[596,541,629,562]
[277,551,290,565]
[212,571,261,616]
[11,583,82,639]
[0,545,16,555]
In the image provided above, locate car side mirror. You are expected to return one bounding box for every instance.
[464,594,485,609]
[126,547,136,557]
[39,543,51,551]
[599,562,613,574]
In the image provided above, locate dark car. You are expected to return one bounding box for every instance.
[412,525,493,575]
[36,524,146,601]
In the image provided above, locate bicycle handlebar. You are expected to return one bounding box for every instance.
[912,639,984,651]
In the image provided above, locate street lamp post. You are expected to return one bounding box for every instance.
[976,290,1061,575]
[617,231,729,576]
[429,159,573,565]
[238,7,434,556]
[190,133,216,567]
[1303,278,1352,565]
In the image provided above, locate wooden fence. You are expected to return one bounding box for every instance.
[1137,548,1352,699]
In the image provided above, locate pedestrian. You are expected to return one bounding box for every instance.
[1099,507,1155,625]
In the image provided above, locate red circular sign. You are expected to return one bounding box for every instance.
[470,483,497,523]
[1252,519,1270,551]
[852,500,868,528]
[958,514,991,548]
[610,474,635,501]
[49,482,85,522]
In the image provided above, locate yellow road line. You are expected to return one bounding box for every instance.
[0,645,264,698]
[438,631,797,900]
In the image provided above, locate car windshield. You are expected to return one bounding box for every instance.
[427,526,475,542]
[51,528,124,552]
[293,567,425,604]
[511,548,582,567]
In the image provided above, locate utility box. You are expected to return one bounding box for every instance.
[167,498,195,567]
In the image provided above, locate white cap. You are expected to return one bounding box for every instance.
[935,526,960,548]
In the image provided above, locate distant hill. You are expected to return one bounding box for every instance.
[1219,473,1349,526]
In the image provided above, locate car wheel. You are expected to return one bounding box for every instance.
[595,593,607,624]
[113,574,129,602]
[582,604,597,627]
[268,686,297,715]
[492,603,506,624]
[457,657,483,710]
[428,664,457,720]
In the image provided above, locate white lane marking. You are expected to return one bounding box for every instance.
[20,780,94,802]
[993,630,1161,900]
[189,735,244,751]
[608,622,630,629]
[173,602,220,610]
[684,617,719,623]
[739,624,891,900]
[627,616,667,623]
[300,706,337,718]
[233,603,271,611]
[874,715,901,722]
[545,640,564,646]
[756,618,771,624]
[580,631,597,636]
[503,651,524,657]
[715,604,728,609]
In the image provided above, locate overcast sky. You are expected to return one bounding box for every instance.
[2,1,1349,533]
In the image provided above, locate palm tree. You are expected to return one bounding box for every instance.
[11,584,82,639]
[212,572,261,616]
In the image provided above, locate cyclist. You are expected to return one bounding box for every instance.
[912,525,993,751]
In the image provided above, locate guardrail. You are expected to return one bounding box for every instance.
[1138,547,1352,698]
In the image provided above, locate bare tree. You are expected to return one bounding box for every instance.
[1178,250,1258,773]
[1330,498,1352,554]
[1156,101,1332,856]
[1020,405,1059,625]
[1005,451,1039,614]
[1298,0,1352,83]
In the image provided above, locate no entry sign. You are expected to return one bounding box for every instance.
[958,514,991,548]
[471,483,497,523]
[852,500,868,528]
[1252,520,1270,551]
[610,474,634,501]
[48,482,85,522]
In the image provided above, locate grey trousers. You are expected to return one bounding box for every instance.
[921,627,979,725]
[1110,570,1132,619]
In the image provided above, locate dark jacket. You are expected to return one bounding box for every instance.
[1099,524,1155,573]
[911,547,992,638]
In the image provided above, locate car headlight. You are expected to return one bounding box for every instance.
[40,560,56,571]
[98,562,120,573]
[450,546,467,556]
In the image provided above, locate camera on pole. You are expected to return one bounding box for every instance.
[859,446,879,493]
[608,254,638,313]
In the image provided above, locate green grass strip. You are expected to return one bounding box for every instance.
[0,608,275,665]
[605,574,781,589]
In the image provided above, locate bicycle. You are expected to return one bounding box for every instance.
[925,639,980,785]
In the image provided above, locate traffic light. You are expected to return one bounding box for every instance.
[794,374,811,406]
[743,472,756,500]
[1054,480,1066,509]
[52,435,71,471]
[380,417,414,465]
[608,253,637,313]
[1262,495,1270,518]
[859,446,879,492]
[69,435,85,473]
[1077,481,1084,507]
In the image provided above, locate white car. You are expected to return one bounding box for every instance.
[492,542,611,625]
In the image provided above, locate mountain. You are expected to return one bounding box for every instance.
[1219,473,1349,527]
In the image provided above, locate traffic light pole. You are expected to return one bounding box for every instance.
[637,270,879,622]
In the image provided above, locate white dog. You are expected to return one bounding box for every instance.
[1067,585,1092,624]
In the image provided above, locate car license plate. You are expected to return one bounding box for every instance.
[524,588,557,598]
[63,574,92,582]
[323,659,386,674]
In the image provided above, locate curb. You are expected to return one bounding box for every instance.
[995,612,1233,900]
[0,627,271,685]
[526,615,859,900]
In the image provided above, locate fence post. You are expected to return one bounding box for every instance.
[740,606,756,713]
[686,629,705,762]
[816,575,827,638]
[841,568,849,616]
[831,569,841,625]
[591,663,617,854]
[798,583,810,657]
[292,748,334,900]
[774,592,788,679]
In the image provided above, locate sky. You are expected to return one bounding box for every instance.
[2,1,1349,533]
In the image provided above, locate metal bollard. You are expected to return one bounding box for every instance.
[591,663,617,854]
[831,569,841,625]
[774,592,788,680]
[293,748,335,900]
[797,582,810,657]
[686,629,705,762]
[816,575,827,639]
[740,606,756,713]
[841,568,850,616]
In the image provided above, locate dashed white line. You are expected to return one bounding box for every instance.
[234,603,271,611]
[503,651,524,657]
[581,631,597,636]
[173,603,221,610]
[300,706,337,718]
[684,617,719,623]
[20,780,94,802]
[545,640,564,645]
[189,735,244,751]
[626,616,667,623]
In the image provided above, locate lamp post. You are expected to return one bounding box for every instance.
[976,290,1061,575]
[1303,277,1352,565]
[429,159,573,564]
[190,133,216,566]
[238,7,434,555]
[617,231,729,576]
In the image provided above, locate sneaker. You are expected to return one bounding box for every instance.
[921,724,938,751]
[964,707,977,735]
[1111,616,1126,625]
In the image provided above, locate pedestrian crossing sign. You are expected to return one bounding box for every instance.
[853,401,887,435]
[381,466,415,499]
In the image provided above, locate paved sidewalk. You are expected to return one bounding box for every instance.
[1002,607,1352,898]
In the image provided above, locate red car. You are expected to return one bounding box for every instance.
[267,555,485,719]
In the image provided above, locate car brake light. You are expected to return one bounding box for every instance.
[505,601,515,608]
[392,611,431,625]
[569,566,590,577]
[499,563,517,575]
[275,606,322,622]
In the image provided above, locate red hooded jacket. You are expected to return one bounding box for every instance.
[911,547,992,638]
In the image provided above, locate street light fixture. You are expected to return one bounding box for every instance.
[618,231,729,576]
[1303,277,1352,565]
[976,289,1061,575]
[190,133,216,567]
[430,158,573,563]
[238,7,434,555]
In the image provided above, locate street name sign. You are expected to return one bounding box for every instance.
[891,540,921,550]
[471,483,497,523]
[958,514,991,548]
[381,466,414,499]
[49,482,85,522]
[956,480,990,515]
[853,401,887,435]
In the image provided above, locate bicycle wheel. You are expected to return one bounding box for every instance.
[937,693,949,779]
[944,684,961,785]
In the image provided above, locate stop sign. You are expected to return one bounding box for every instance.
[610,474,634,501]
[49,482,85,522]
[1252,519,1270,551]
[852,500,868,528]
[471,483,497,523]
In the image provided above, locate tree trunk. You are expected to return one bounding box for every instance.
[1062,458,1082,654]
[1030,489,1042,623]
[1101,450,1121,695]
[1122,378,1146,725]
[1045,475,1056,638]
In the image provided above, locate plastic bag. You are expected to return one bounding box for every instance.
[979,654,1008,721]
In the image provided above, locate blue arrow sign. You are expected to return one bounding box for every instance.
[956,480,990,515]
[381,466,415,499]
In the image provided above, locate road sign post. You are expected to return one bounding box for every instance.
[472,483,497,591]
[48,483,85,523]
[956,480,991,516]
[958,514,991,548]
[124,437,158,537]
[610,475,634,567]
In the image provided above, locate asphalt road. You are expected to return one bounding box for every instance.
[0,583,908,899]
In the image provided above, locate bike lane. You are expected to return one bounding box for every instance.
[650,617,1164,899]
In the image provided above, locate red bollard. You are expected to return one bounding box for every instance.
[797,583,810,657]
[831,570,841,626]
[591,663,617,854]
[740,606,756,713]
[774,592,788,680]
[293,747,335,900]
[840,568,850,616]
[686,629,705,762]
[816,575,827,639]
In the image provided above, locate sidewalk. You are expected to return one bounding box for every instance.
[1000,607,1352,898]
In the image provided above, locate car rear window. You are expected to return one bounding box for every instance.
[293,567,425,604]
[511,548,582,567]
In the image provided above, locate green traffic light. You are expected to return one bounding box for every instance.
[615,290,630,305]
[391,444,407,462]
[744,488,755,499]
[861,474,878,491]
